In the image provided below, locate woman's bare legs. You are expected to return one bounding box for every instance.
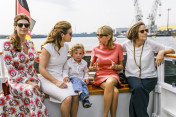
[61,96,72,117]
[100,77,118,117]
[70,95,79,117]
[110,87,119,117]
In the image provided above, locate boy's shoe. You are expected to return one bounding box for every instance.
[79,92,89,100]
[82,100,92,108]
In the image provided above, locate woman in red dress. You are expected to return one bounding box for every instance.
[89,25,124,117]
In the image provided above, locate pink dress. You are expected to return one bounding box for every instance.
[91,43,124,86]
[0,40,48,117]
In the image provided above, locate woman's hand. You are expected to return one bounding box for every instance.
[64,77,70,82]
[26,80,40,91]
[155,50,164,66]
[55,80,68,88]
[108,59,118,70]
[89,61,99,71]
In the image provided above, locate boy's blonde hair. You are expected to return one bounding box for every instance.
[69,43,85,56]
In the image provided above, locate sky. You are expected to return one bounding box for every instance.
[0,0,176,35]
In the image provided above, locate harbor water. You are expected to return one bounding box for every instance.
[0,36,176,51]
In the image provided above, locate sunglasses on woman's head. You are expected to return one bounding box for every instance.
[139,29,148,33]
[17,23,30,28]
[97,34,108,38]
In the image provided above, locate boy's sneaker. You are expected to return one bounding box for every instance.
[82,99,92,108]
[79,92,89,100]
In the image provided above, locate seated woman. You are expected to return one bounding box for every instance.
[89,25,124,117]
[1,14,47,117]
[39,21,79,117]
[122,21,175,117]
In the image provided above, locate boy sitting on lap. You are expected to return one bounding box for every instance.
[63,43,92,108]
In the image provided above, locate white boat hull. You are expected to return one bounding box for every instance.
[44,92,154,117]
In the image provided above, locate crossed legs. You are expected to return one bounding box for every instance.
[100,77,119,117]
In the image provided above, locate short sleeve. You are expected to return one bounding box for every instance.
[90,47,97,63]
[43,43,53,55]
[118,44,124,62]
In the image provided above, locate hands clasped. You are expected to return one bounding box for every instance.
[55,80,68,88]
[26,80,41,91]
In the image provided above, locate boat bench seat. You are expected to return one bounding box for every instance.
[0,84,129,98]
[44,84,129,98]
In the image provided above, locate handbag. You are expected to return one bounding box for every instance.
[2,82,10,96]
[119,72,128,84]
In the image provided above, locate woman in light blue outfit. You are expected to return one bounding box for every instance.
[39,21,79,117]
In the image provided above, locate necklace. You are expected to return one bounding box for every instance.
[133,41,145,78]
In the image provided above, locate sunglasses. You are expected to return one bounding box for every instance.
[139,29,148,33]
[97,34,108,38]
[69,32,73,36]
[17,23,30,28]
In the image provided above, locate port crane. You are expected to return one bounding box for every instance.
[134,0,161,35]
[134,0,143,22]
[147,0,161,35]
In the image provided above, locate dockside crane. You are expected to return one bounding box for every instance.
[147,0,161,35]
[134,0,143,22]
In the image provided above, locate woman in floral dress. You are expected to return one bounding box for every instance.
[0,14,48,117]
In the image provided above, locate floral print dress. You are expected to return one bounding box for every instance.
[0,39,48,117]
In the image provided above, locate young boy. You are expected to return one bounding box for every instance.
[63,43,92,108]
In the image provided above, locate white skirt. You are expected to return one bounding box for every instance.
[38,75,77,103]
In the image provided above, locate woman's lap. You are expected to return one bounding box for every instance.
[39,76,77,103]
[127,77,157,93]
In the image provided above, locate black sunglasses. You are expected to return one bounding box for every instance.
[97,34,108,38]
[69,32,73,36]
[17,23,30,28]
[139,29,148,33]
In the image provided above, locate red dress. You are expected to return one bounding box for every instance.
[91,43,124,86]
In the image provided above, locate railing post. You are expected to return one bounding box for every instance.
[157,63,165,84]
[154,62,165,117]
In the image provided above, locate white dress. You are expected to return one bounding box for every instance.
[39,43,77,103]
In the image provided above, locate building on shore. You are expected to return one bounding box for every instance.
[113,28,128,36]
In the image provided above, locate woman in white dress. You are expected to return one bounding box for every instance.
[39,21,79,117]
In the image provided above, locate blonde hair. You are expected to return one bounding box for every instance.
[69,43,85,56]
[126,22,145,41]
[97,25,116,49]
[7,14,30,52]
[41,21,71,55]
